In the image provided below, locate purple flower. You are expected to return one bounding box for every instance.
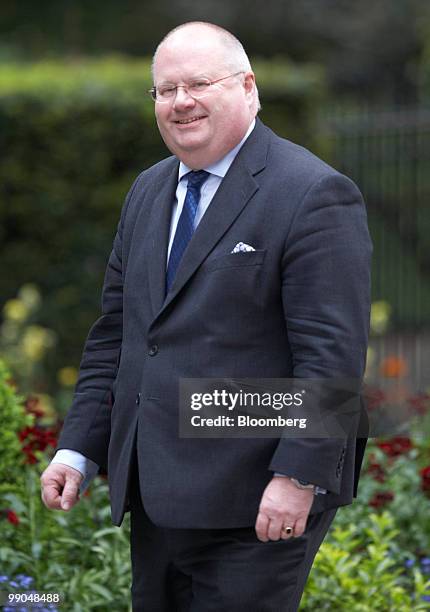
[422,595,430,602]
[405,559,415,568]
[421,557,430,565]
[16,574,34,588]
[0,575,9,583]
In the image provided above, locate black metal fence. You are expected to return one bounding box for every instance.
[320,107,430,392]
[320,106,430,330]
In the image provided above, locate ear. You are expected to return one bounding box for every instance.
[243,72,256,106]
[243,72,255,94]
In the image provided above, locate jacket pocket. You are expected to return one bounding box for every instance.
[206,249,266,272]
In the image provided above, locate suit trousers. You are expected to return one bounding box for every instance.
[129,468,337,611]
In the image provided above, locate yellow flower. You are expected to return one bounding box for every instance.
[3,299,28,322]
[58,366,78,387]
[21,325,57,361]
[370,301,391,334]
[18,284,41,311]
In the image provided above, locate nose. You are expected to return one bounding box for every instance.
[172,86,196,110]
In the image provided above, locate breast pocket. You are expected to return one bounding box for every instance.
[202,250,266,322]
[206,249,266,272]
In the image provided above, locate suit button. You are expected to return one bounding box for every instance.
[135,393,141,405]
[148,344,158,356]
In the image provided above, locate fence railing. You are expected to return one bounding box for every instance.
[320,106,430,330]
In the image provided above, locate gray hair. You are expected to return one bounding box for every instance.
[151,22,260,112]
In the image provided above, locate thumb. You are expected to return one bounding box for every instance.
[61,473,81,511]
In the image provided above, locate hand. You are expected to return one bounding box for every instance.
[255,476,314,542]
[40,463,83,511]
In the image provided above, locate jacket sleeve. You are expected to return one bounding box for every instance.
[55,177,139,470]
[269,172,372,493]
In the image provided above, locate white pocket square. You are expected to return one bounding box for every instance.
[231,242,256,253]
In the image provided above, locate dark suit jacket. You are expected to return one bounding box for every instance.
[57,118,372,528]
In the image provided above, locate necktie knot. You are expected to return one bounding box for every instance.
[186,170,209,190]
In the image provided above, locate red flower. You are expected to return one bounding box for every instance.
[408,394,430,415]
[369,491,394,508]
[22,444,38,464]
[367,461,386,483]
[24,396,44,418]
[376,436,413,458]
[5,509,20,525]
[420,466,430,493]
[365,388,386,412]
[18,425,58,464]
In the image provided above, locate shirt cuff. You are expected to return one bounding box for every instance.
[52,449,99,493]
[273,472,327,495]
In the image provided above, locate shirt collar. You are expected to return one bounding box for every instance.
[178,118,256,182]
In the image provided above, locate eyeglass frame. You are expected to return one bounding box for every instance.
[148,71,245,103]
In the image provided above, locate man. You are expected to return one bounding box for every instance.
[41,21,372,611]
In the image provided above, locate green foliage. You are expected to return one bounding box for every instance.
[1,468,131,612]
[0,1,425,102]
[0,367,130,610]
[0,360,32,499]
[253,57,326,144]
[302,419,430,610]
[342,444,430,556]
[302,512,430,611]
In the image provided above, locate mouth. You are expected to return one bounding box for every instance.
[173,115,207,126]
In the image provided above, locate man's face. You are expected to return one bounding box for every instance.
[152,30,255,168]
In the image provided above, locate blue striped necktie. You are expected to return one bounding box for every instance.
[166,170,210,294]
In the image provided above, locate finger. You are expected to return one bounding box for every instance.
[293,516,308,538]
[280,524,295,540]
[41,483,63,510]
[255,512,270,542]
[61,478,80,511]
[267,517,284,541]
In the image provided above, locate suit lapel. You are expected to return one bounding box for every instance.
[153,119,270,321]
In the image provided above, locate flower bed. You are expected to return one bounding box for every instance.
[1,360,430,610]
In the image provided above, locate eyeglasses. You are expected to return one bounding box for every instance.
[149,72,244,103]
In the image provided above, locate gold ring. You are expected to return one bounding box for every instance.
[283,526,294,535]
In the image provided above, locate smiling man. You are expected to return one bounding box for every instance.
[152,26,258,169]
[41,21,372,612]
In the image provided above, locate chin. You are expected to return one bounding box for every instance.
[174,135,210,153]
